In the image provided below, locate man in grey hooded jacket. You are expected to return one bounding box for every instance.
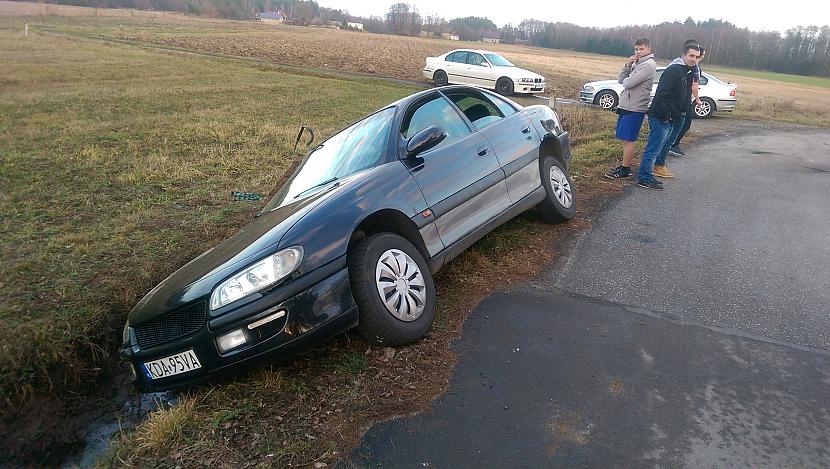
[606,37,657,179]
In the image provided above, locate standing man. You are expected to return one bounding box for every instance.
[670,46,705,156]
[637,43,701,190]
[651,42,701,179]
[606,37,656,179]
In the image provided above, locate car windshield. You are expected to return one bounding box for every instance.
[260,107,396,212]
[484,53,514,67]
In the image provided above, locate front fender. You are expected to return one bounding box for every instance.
[278,161,429,275]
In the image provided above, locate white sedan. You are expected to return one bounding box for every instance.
[423,49,546,96]
[579,67,738,118]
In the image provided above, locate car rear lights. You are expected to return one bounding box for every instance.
[730,89,737,97]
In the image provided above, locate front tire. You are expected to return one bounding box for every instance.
[433,70,448,87]
[348,233,436,346]
[495,77,514,96]
[594,90,618,110]
[536,156,576,223]
[694,97,715,118]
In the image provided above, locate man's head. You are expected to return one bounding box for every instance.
[698,47,706,62]
[682,43,702,66]
[634,37,652,56]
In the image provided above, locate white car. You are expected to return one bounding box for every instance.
[579,67,738,118]
[423,49,546,96]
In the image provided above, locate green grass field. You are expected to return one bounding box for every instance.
[0,26,419,407]
[707,65,830,89]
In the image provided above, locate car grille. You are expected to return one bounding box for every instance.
[134,301,206,349]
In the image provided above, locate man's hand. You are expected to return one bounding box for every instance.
[626,53,639,65]
[695,98,703,106]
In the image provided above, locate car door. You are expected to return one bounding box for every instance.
[443,89,540,203]
[464,52,496,89]
[444,51,470,86]
[400,92,508,248]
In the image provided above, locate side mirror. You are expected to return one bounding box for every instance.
[406,126,446,157]
[481,62,490,67]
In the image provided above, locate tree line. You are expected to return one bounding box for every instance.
[17,0,830,77]
[511,18,830,77]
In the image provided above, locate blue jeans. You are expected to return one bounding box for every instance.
[655,114,686,167]
[638,116,672,183]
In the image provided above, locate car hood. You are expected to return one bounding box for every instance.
[584,79,620,88]
[499,66,545,80]
[127,187,337,325]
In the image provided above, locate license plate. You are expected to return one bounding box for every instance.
[141,349,202,380]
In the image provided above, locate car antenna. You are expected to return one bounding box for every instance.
[293,125,315,155]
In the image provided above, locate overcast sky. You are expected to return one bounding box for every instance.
[316,0,829,35]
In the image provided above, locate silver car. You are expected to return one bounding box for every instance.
[579,67,738,118]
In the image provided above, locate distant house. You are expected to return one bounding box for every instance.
[442,32,460,41]
[346,22,364,31]
[482,31,501,44]
[258,11,284,25]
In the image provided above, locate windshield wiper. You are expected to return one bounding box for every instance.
[293,177,338,199]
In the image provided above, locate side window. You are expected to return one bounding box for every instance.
[445,91,503,130]
[401,95,471,151]
[698,75,708,86]
[484,92,518,117]
[445,52,457,62]
[451,51,468,63]
[467,52,486,66]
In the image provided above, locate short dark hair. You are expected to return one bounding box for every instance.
[699,46,706,55]
[683,43,702,55]
[634,37,650,48]
[683,38,699,47]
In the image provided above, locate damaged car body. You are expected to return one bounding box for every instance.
[120,85,576,391]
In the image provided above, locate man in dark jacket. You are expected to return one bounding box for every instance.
[637,43,701,190]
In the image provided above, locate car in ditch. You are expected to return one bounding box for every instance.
[423,49,546,96]
[579,66,738,118]
[120,85,575,392]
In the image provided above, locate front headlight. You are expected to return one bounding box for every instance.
[583,85,595,92]
[210,247,303,311]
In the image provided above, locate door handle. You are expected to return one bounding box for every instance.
[521,127,531,134]
[477,147,489,156]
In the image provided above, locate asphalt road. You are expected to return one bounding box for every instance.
[344,118,830,468]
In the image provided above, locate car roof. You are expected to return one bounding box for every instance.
[449,49,498,55]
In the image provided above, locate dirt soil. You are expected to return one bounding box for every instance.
[120,25,621,99]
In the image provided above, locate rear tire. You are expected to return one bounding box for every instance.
[694,97,715,118]
[495,77,514,96]
[348,233,436,346]
[536,156,577,224]
[433,70,448,87]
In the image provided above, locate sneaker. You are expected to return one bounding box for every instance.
[605,165,632,179]
[669,146,685,156]
[637,179,664,191]
[653,165,674,179]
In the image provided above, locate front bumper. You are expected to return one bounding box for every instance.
[516,81,546,94]
[579,91,597,105]
[120,261,358,392]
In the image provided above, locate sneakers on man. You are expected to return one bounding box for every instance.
[669,146,685,156]
[637,179,664,191]
[605,165,632,179]
[653,165,674,179]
